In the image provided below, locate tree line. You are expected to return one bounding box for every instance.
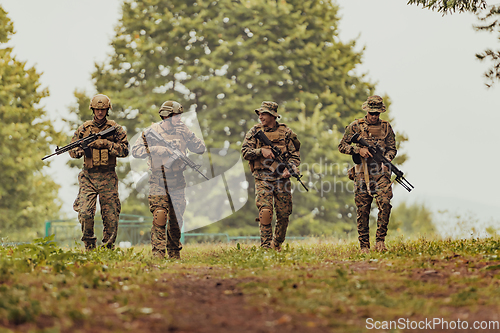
[11,0,500,240]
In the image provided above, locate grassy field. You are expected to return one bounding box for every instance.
[1,236,500,332]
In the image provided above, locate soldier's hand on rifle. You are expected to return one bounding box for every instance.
[89,139,111,149]
[261,147,275,159]
[359,147,373,158]
[282,168,291,178]
[70,147,84,158]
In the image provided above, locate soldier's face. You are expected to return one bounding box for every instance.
[94,108,107,120]
[258,112,276,127]
[366,112,380,124]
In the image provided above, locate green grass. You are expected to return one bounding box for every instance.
[1,236,500,332]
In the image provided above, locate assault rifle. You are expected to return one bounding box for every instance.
[42,126,117,161]
[253,130,309,191]
[145,128,209,180]
[348,133,414,192]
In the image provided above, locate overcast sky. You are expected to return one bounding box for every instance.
[1,0,498,234]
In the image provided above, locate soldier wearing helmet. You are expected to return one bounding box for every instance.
[131,100,205,259]
[69,94,129,251]
[241,101,301,251]
[338,95,397,253]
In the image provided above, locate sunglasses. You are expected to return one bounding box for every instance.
[368,112,380,116]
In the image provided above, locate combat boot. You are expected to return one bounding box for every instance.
[152,249,166,259]
[375,241,387,252]
[167,249,181,260]
[360,247,370,254]
[84,242,96,252]
[271,239,282,252]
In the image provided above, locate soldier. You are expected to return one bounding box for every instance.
[131,101,205,259]
[241,101,301,251]
[69,94,129,251]
[338,95,397,253]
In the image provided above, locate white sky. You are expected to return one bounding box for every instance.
[1,0,498,229]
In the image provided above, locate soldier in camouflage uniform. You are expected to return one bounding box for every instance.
[131,101,205,259]
[69,94,129,251]
[241,101,301,251]
[338,95,397,253]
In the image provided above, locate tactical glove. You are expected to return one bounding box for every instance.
[89,139,111,149]
[70,147,85,158]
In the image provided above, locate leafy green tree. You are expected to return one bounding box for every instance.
[68,0,408,236]
[474,4,500,87]
[0,6,63,240]
[407,0,500,86]
[407,0,487,13]
[387,202,436,238]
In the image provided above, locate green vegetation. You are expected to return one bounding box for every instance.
[1,236,500,332]
[0,7,64,240]
[66,0,409,237]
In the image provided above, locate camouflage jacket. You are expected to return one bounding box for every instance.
[69,118,129,169]
[131,120,205,178]
[241,122,300,181]
[338,116,397,164]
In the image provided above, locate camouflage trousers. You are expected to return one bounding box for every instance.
[73,169,121,249]
[255,178,292,248]
[354,172,393,249]
[148,179,186,258]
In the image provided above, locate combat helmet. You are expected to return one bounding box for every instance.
[89,94,112,110]
[159,101,183,118]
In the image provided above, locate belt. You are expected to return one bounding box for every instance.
[84,166,115,173]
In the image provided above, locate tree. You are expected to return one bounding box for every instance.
[68,0,408,236]
[0,6,63,240]
[407,0,500,86]
[387,202,437,238]
[474,4,500,87]
[407,0,487,13]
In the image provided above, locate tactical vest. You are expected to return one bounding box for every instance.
[151,122,187,172]
[252,124,288,171]
[82,120,117,169]
[353,118,390,174]
[355,118,390,150]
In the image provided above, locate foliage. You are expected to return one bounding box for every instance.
[0,6,63,238]
[407,0,487,13]
[407,0,500,87]
[67,0,410,236]
[388,201,437,237]
[475,4,500,87]
[1,237,500,331]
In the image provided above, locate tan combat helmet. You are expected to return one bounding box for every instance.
[89,94,112,111]
[159,100,183,118]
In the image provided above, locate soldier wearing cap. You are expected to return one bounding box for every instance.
[69,94,129,251]
[241,101,301,251]
[131,101,205,259]
[338,95,397,253]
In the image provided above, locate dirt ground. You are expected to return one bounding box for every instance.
[3,256,500,333]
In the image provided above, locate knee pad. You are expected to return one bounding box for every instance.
[153,208,168,227]
[259,208,273,225]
